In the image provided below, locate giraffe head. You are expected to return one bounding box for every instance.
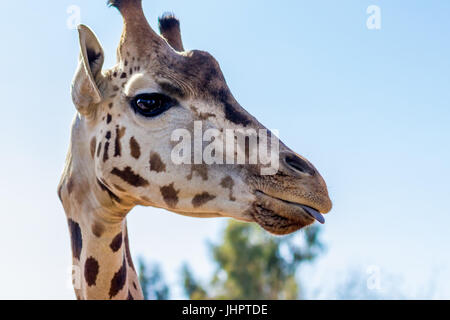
[69,0,332,235]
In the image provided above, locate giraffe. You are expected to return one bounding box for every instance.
[58,0,332,300]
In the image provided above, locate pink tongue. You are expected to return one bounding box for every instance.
[302,206,325,224]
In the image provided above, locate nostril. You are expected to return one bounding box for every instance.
[284,154,316,176]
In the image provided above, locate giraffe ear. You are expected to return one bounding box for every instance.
[71,25,105,116]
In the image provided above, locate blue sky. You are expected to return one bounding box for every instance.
[0,0,449,299]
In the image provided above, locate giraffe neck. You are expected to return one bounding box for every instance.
[68,212,143,300]
[59,117,144,300]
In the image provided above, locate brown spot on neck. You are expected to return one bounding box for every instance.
[192,192,216,208]
[111,167,149,187]
[109,257,127,299]
[160,183,179,208]
[149,152,166,173]
[92,222,105,238]
[68,219,82,260]
[124,228,135,271]
[110,232,123,252]
[84,257,99,287]
[129,137,141,159]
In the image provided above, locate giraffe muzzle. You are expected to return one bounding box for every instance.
[250,191,328,235]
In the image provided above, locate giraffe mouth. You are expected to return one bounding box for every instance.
[251,191,325,235]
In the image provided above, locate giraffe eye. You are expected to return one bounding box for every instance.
[131,93,176,117]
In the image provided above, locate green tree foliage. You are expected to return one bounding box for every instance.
[181,264,208,300]
[138,257,170,300]
[183,220,324,300]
